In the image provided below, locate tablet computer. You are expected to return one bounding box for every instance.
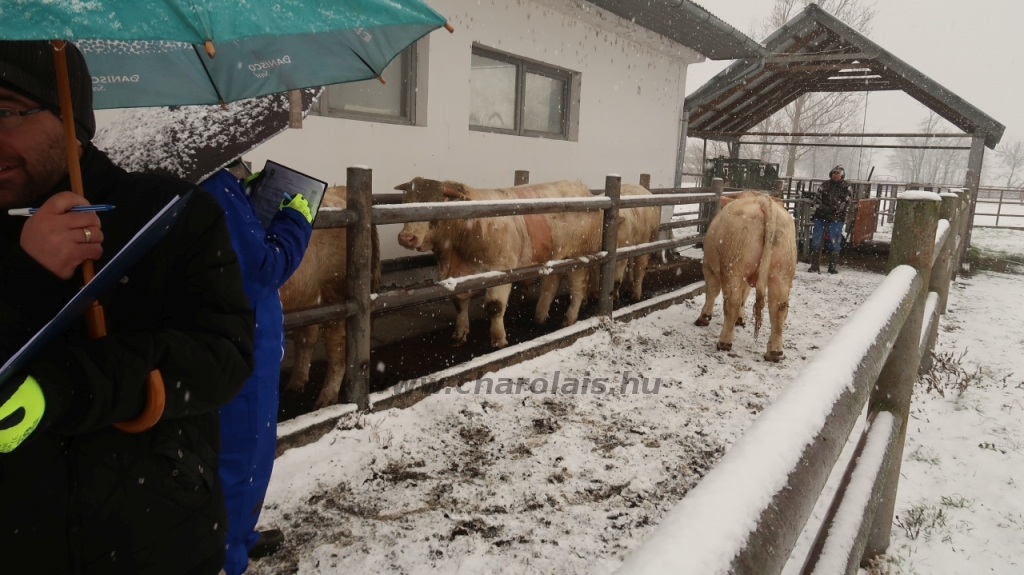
[251,160,328,228]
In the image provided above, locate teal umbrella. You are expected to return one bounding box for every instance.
[3,0,450,108]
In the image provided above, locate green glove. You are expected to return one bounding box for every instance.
[0,375,46,453]
[280,193,312,223]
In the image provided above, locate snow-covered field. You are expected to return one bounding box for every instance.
[253,231,1024,575]
[972,201,1024,228]
[969,226,1024,260]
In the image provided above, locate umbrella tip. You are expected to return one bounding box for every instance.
[204,40,216,58]
[444,22,454,33]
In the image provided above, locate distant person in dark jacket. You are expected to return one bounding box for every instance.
[0,40,253,574]
[200,162,312,574]
[808,165,852,274]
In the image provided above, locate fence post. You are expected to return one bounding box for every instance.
[863,193,941,562]
[951,188,970,280]
[345,166,373,410]
[597,175,621,316]
[514,170,530,186]
[919,192,962,373]
[935,193,961,315]
[700,177,724,236]
[639,173,651,189]
[996,189,1004,227]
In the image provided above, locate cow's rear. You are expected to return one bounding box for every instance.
[696,191,796,361]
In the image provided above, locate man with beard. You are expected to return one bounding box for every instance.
[0,41,253,574]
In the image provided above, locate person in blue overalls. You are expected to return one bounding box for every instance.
[200,160,312,574]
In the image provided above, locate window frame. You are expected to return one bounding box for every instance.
[470,44,574,141]
[315,43,419,126]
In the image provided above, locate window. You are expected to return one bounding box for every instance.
[469,45,577,140]
[313,44,417,125]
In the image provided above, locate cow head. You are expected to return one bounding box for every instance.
[394,177,468,251]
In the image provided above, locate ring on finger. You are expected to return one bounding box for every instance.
[83,227,92,243]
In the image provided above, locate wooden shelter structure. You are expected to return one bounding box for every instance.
[681,3,1005,254]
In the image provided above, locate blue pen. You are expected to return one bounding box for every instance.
[7,204,116,217]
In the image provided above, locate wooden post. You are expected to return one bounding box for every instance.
[773,179,785,198]
[288,89,303,129]
[959,134,986,270]
[345,166,373,410]
[863,193,941,562]
[934,193,961,315]
[639,173,651,189]
[950,188,968,280]
[514,170,530,186]
[996,189,1004,227]
[708,177,724,222]
[597,175,621,316]
[920,192,962,373]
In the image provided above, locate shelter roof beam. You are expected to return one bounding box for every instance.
[765,51,878,64]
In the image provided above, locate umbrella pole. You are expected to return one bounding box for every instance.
[50,40,165,433]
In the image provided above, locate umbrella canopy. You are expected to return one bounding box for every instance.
[95,88,322,184]
[3,0,448,108]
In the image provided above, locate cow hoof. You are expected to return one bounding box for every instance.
[491,337,509,348]
[735,317,745,328]
[764,351,784,362]
[313,393,338,410]
[451,334,468,347]
[695,314,712,327]
[717,342,732,351]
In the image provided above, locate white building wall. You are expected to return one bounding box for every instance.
[241,0,703,260]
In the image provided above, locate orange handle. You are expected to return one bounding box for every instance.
[53,41,166,433]
[112,370,166,433]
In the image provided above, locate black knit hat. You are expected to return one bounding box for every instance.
[0,40,95,142]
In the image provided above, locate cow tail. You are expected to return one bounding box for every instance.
[754,195,777,340]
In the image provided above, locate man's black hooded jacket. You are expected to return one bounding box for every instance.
[0,144,254,575]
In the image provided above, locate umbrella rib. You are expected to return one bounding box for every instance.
[191,43,227,107]
[349,49,385,83]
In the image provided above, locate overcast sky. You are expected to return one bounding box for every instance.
[688,0,1021,146]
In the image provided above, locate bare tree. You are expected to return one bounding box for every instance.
[886,111,968,185]
[755,0,878,178]
[993,139,1024,188]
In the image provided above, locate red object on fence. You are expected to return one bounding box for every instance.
[851,198,878,247]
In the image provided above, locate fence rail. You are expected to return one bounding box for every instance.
[614,190,965,575]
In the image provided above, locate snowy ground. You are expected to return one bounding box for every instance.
[969,226,1024,261]
[254,216,1023,574]
[251,268,889,574]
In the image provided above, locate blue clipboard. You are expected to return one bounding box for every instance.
[0,191,192,388]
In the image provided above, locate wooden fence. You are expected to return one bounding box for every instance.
[282,167,723,410]
[614,190,966,575]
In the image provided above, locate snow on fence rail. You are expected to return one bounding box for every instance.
[614,189,966,575]
[283,168,726,410]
